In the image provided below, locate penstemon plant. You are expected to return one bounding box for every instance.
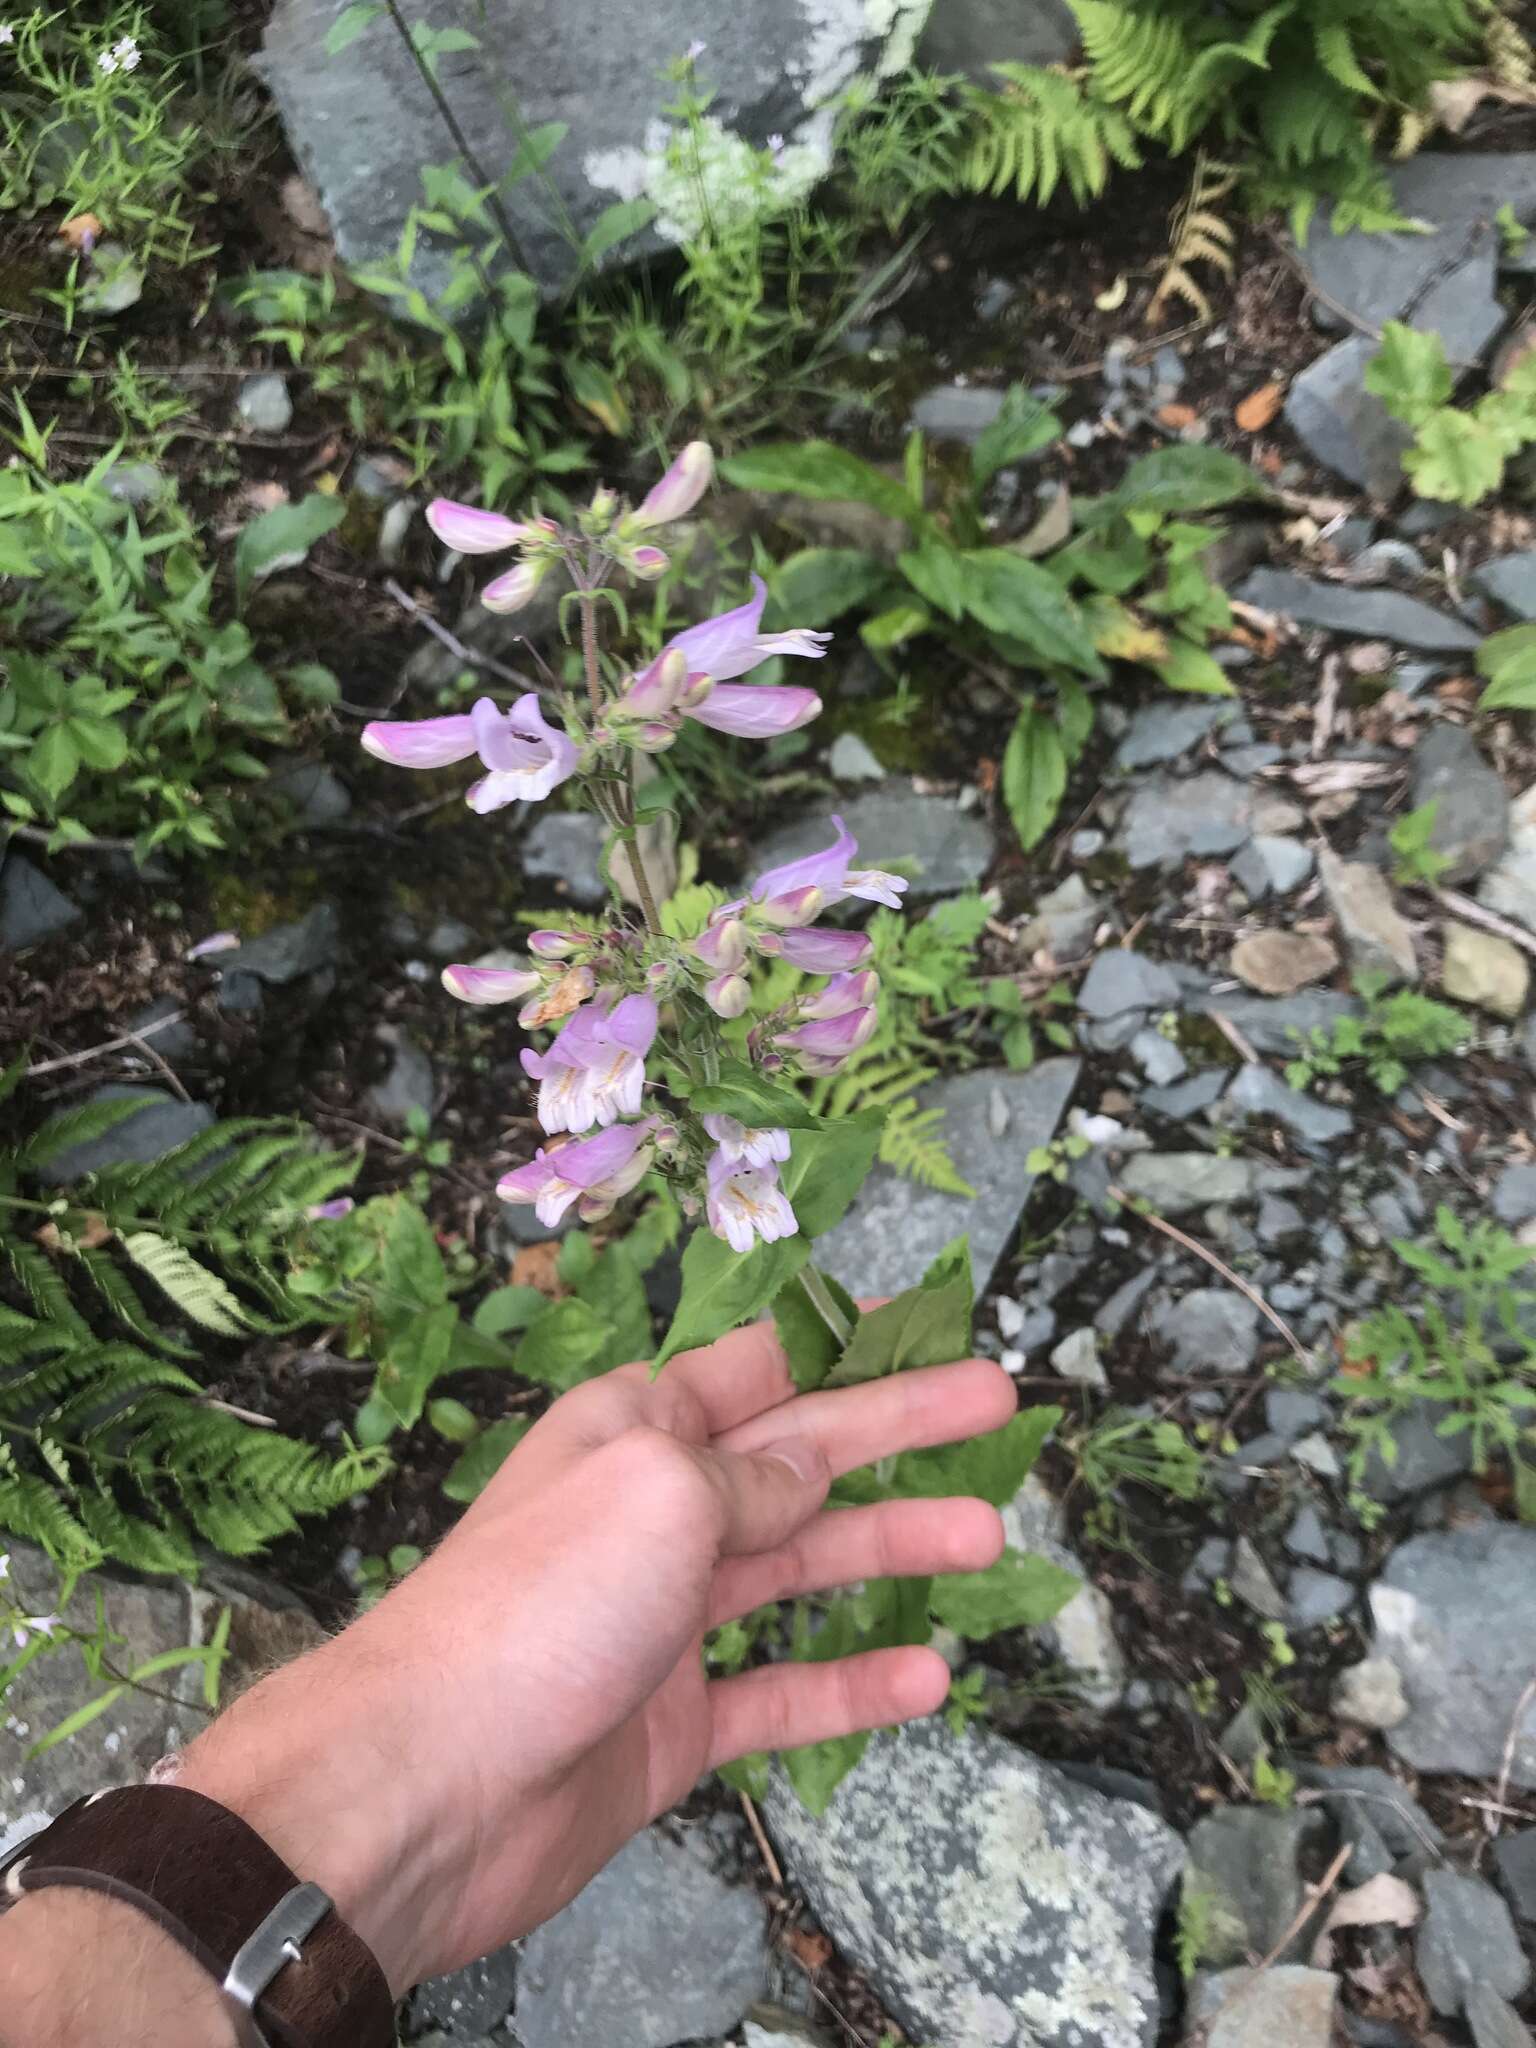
[363,446,1078,1807]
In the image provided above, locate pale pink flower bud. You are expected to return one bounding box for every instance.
[633,441,713,528]
[440,963,542,1005]
[425,499,531,555]
[623,648,690,722]
[528,929,584,959]
[628,545,669,580]
[705,971,751,1019]
[757,884,824,928]
[481,558,550,615]
[693,913,748,973]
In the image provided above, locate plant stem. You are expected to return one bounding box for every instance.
[798,1265,853,1348]
[619,755,664,937]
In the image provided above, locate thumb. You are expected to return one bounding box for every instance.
[693,1433,830,1559]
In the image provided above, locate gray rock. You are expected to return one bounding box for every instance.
[1332,1658,1410,1731]
[216,970,264,1017]
[1411,726,1510,884]
[1319,850,1419,985]
[0,1543,320,1845]
[1290,1432,1342,1478]
[1286,334,1414,498]
[1114,702,1232,771]
[1115,771,1254,869]
[1467,1985,1536,2048]
[1257,1196,1307,1246]
[1095,1268,1156,1340]
[910,384,1007,443]
[1003,1474,1123,1705]
[1289,1567,1354,1628]
[125,995,197,1064]
[1225,1064,1353,1148]
[1130,1028,1187,1086]
[1372,1523,1536,1784]
[1187,1967,1337,2048]
[763,1717,1184,2048]
[1285,1505,1331,1565]
[38,1085,215,1184]
[917,0,1078,78]
[1267,1389,1326,1437]
[103,459,167,507]
[1236,570,1479,654]
[1357,1403,1475,1504]
[1494,1165,1536,1226]
[749,786,991,903]
[1018,872,1100,961]
[521,811,608,908]
[236,371,294,433]
[1417,1868,1530,2018]
[1481,780,1536,938]
[827,732,884,782]
[1078,949,1181,1020]
[1229,1535,1289,1622]
[1474,552,1536,621]
[1195,987,1358,1056]
[224,903,339,984]
[1292,1763,1441,1860]
[1443,922,1530,1018]
[1345,538,1429,585]
[366,1031,435,1128]
[743,2007,836,2048]
[1050,1326,1107,1390]
[1142,1069,1230,1119]
[1152,1289,1261,1376]
[1232,836,1315,902]
[1492,1829,1536,1923]
[1184,1807,1322,1965]
[514,1823,769,2048]
[270,761,352,825]
[0,853,82,952]
[816,1062,1079,1303]
[1116,1152,1305,1215]
[259,0,913,306]
[413,1950,521,2035]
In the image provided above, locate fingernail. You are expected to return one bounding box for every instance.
[761,1437,825,1485]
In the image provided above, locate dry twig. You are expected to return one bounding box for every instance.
[25,1009,187,1079]
[1108,1186,1313,1370]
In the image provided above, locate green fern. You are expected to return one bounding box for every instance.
[0,1110,387,1576]
[956,64,1141,206]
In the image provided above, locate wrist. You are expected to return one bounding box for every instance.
[0,1888,235,2048]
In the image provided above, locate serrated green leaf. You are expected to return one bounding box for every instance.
[473,1284,548,1337]
[773,1267,861,1393]
[767,548,890,628]
[964,551,1104,676]
[442,1416,531,1502]
[121,1233,250,1335]
[720,444,915,521]
[928,1547,1080,1639]
[1002,704,1068,851]
[1101,445,1266,516]
[514,1297,617,1390]
[234,493,347,605]
[1479,622,1536,712]
[1363,320,1454,426]
[896,1404,1063,1507]
[1404,408,1506,506]
[825,1236,972,1386]
[897,541,972,621]
[971,386,1062,489]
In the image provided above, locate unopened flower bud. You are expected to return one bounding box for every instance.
[693,914,748,974]
[481,557,550,615]
[586,485,619,529]
[528,929,583,959]
[628,545,669,581]
[632,722,677,752]
[623,647,689,722]
[631,441,713,528]
[757,884,824,929]
[705,971,751,1019]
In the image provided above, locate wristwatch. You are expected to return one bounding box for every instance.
[0,1785,396,2048]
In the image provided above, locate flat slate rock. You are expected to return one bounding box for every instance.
[1077,948,1181,1019]
[1114,701,1233,772]
[1114,1151,1306,1215]
[1411,725,1510,884]
[747,785,991,903]
[1237,569,1479,653]
[37,1085,215,1184]
[514,1823,769,2048]
[1114,770,1255,869]
[260,0,916,304]
[764,1717,1184,2048]
[521,811,608,908]
[1418,1868,1531,2018]
[1193,987,1358,1055]
[1371,1523,1536,1786]
[0,852,82,952]
[1474,552,1536,621]
[815,1062,1079,1302]
[1185,1807,1324,1966]
[222,903,338,984]
[1189,1967,1337,2048]
[917,0,1078,79]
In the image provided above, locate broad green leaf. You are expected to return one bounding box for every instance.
[896,1405,1063,1507]
[27,724,79,802]
[782,1113,883,1238]
[442,1417,532,1503]
[1100,445,1267,516]
[928,1547,1080,1639]
[784,1731,869,1814]
[580,199,657,268]
[691,1062,822,1130]
[963,552,1104,677]
[373,1302,457,1430]
[1363,320,1454,425]
[379,1196,449,1312]
[564,356,630,435]
[1082,593,1169,664]
[1055,523,1154,595]
[1002,705,1068,851]
[325,1,383,53]
[428,1397,479,1443]
[826,1236,972,1386]
[971,386,1062,489]
[473,1284,547,1337]
[767,548,890,628]
[63,717,127,773]
[721,444,916,522]
[1404,408,1506,506]
[1150,633,1237,696]
[861,602,933,650]
[897,541,972,621]
[575,1243,652,1367]
[0,527,39,577]
[773,1267,861,1392]
[1479,622,1536,712]
[514,1297,618,1390]
[234,493,347,605]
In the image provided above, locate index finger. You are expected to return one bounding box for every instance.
[643,1293,892,1438]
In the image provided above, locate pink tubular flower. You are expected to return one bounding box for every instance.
[361,712,479,770]
[800,969,879,1019]
[440,963,542,1005]
[306,1197,355,1222]
[520,993,658,1134]
[497,1120,656,1227]
[751,814,907,918]
[775,925,874,973]
[425,500,533,555]
[686,685,821,739]
[776,1005,878,1071]
[465,695,578,813]
[665,575,830,684]
[702,1114,791,1171]
[633,441,714,528]
[706,1151,798,1254]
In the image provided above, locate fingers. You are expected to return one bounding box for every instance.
[687,1434,831,1559]
[706,1646,951,1768]
[708,1496,1005,1628]
[664,1319,797,1434]
[714,1358,1016,1481]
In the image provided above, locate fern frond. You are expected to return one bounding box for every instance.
[121,1234,252,1336]
[880,1104,977,1196]
[1149,154,1238,325]
[957,64,1141,207]
[17,1093,158,1173]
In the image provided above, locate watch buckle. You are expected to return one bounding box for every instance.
[222,1881,333,2048]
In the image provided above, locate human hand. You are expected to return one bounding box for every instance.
[178,1322,1013,1993]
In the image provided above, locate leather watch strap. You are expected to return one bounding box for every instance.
[0,1785,396,2048]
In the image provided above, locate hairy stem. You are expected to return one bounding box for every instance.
[576,585,605,720]
[619,756,664,938]
[798,1265,853,1349]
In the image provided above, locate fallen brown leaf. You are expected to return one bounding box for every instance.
[782,1927,833,1972]
[510,1241,565,1297]
[1235,379,1285,432]
[521,967,592,1028]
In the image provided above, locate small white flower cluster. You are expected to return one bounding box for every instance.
[98,33,140,74]
[0,1555,60,1648]
[0,24,15,46]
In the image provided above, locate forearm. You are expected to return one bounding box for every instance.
[0,1889,235,2048]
